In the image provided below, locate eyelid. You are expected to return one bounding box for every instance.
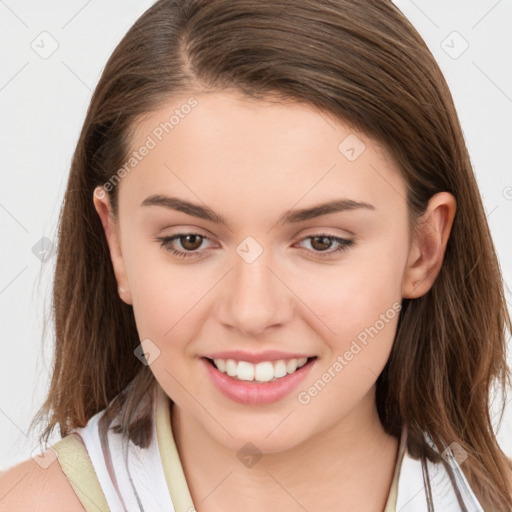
[294,232,355,257]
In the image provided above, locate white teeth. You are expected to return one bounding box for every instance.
[211,357,311,382]
[237,361,255,381]
[274,360,287,378]
[225,359,237,377]
[214,358,226,372]
[254,362,274,382]
[286,359,298,374]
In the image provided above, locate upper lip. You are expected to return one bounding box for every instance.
[203,350,315,364]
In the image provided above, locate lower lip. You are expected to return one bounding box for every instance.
[201,357,316,405]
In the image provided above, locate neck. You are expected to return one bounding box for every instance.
[171,387,399,512]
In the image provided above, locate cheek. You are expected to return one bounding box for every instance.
[124,242,219,349]
[122,240,182,335]
[294,259,403,414]
[292,237,405,365]
[129,273,204,344]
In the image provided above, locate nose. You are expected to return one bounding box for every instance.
[216,246,294,336]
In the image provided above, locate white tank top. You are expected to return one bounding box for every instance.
[65,381,485,512]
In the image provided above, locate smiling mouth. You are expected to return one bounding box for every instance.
[203,356,317,383]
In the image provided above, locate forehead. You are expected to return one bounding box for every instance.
[119,90,407,221]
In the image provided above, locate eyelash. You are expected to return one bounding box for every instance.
[156,232,355,259]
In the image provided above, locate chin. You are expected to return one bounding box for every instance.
[213,420,310,455]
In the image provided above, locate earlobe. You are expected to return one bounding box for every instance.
[402,192,456,299]
[92,186,132,305]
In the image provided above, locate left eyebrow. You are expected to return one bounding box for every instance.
[140,195,375,227]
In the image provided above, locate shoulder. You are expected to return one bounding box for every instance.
[0,447,85,512]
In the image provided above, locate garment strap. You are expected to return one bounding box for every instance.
[51,432,110,512]
[383,424,408,512]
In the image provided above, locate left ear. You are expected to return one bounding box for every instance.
[402,191,457,299]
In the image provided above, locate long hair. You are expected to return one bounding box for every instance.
[29,0,512,508]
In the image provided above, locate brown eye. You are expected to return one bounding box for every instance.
[297,233,355,258]
[156,232,211,259]
[309,235,334,251]
[179,234,204,251]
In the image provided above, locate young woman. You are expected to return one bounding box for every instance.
[1,0,511,510]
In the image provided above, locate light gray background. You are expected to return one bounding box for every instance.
[1,0,511,470]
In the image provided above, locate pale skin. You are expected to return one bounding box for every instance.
[0,90,456,511]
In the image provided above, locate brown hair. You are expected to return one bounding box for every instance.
[29,0,512,508]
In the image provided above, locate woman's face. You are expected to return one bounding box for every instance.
[94,90,426,453]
